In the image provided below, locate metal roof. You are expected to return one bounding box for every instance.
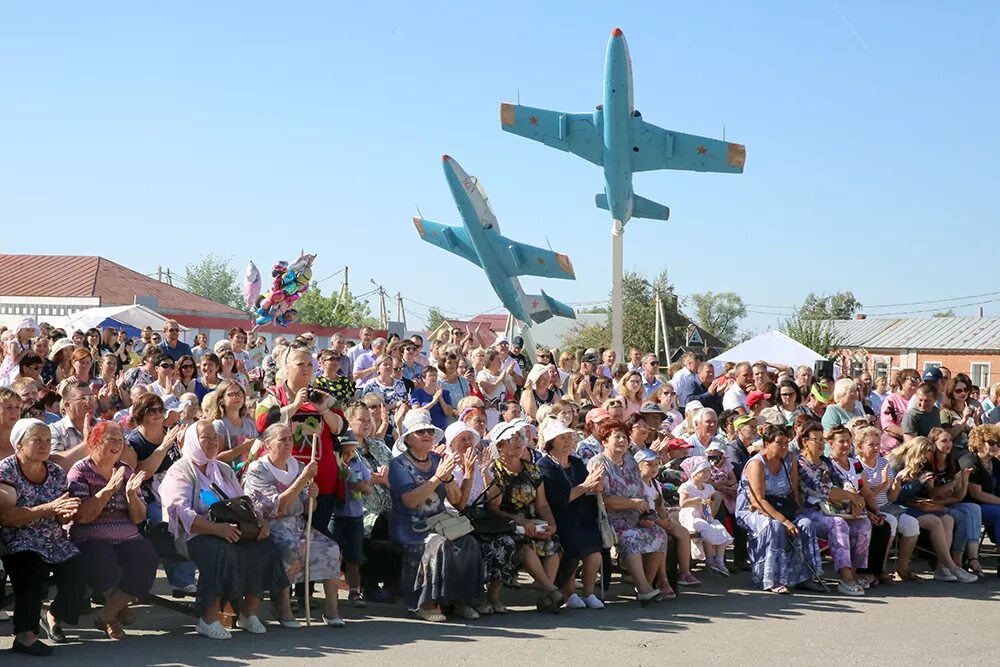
[832,317,1000,352]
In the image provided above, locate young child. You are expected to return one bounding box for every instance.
[678,459,734,576]
[635,448,701,596]
[331,429,374,607]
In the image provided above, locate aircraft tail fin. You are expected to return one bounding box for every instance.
[524,289,576,324]
[632,194,670,221]
[595,193,670,221]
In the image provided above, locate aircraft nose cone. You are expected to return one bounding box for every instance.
[442,154,452,162]
[611,27,623,37]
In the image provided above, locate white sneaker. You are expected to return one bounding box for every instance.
[196,619,232,640]
[934,567,958,582]
[582,594,605,609]
[836,581,865,597]
[952,567,978,584]
[564,593,587,609]
[236,615,267,634]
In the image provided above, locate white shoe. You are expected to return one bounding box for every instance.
[236,615,267,634]
[0,609,10,622]
[708,563,731,577]
[564,593,587,609]
[934,567,958,582]
[952,567,978,584]
[196,619,232,640]
[582,594,605,609]
[323,615,347,627]
[278,618,301,629]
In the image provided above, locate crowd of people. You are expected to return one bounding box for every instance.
[1,316,998,656]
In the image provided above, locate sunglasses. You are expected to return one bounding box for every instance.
[159,363,175,369]
[412,428,437,437]
[393,366,403,371]
[987,440,1000,448]
[180,364,194,370]
[954,387,968,393]
[166,328,179,333]
[779,392,797,398]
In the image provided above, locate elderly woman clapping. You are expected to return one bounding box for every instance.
[66,421,159,639]
[243,424,344,628]
[480,419,565,614]
[0,419,85,655]
[159,420,287,640]
[388,410,484,622]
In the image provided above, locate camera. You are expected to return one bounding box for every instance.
[307,388,327,405]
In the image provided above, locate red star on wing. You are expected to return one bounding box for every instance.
[529,115,538,126]
[697,145,707,155]
[531,300,540,309]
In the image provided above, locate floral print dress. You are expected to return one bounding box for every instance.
[588,453,666,556]
[477,459,561,584]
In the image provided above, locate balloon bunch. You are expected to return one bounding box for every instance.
[252,253,316,327]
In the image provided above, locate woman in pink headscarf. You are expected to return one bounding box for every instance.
[159,420,287,641]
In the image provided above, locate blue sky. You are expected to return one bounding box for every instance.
[3,2,999,332]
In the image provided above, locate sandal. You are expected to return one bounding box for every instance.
[117,605,136,627]
[94,615,126,640]
[658,583,677,599]
[677,573,702,586]
[895,570,920,582]
[968,559,984,576]
[770,585,791,595]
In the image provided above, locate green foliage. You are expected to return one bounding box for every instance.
[932,310,956,318]
[689,291,747,346]
[798,292,861,320]
[560,269,688,354]
[184,254,244,311]
[295,283,378,328]
[425,308,447,331]
[781,315,843,358]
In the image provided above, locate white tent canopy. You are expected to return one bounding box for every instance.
[49,304,188,338]
[709,330,826,373]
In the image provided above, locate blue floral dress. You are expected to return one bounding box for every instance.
[0,456,78,563]
[736,453,822,590]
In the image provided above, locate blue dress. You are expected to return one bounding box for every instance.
[736,453,822,590]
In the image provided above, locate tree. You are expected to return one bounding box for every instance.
[184,254,244,311]
[781,315,843,358]
[798,292,861,320]
[425,308,447,331]
[932,310,956,318]
[295,283,378,328]
[560,268,688,355]
[689,291,747,346]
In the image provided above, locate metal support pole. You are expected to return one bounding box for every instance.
[610,219,625,360]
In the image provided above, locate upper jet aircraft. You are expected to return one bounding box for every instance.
[500,27,746,225]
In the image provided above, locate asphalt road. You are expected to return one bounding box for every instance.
[2,564,999,666]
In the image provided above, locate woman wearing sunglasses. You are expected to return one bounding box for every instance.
[959,424,1000,570]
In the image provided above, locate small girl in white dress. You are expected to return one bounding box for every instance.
[678,459,734,576]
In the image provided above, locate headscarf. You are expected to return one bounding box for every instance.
[10,418,45,450]
[158,421,244,538]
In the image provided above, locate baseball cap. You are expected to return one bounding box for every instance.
[923,367,943,382]
[634,448,659,463]
[494,335,510,346]
[810,384,832,404]
[746,391,772,409]
[639,403,666,417]
[580,352,600,365]
[512,336,524,348]
[733,415,755,431]
[585,407,611,425]
[666,438,694,452]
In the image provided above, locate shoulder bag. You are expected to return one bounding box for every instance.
[209,483,262,543]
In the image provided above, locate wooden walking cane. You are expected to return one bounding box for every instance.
[304,432,318,627]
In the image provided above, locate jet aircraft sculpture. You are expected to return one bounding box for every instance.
[500,27,746,356]
[414,155,576,327]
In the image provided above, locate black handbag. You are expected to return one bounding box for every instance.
[209,483,261,543]
[764,494,799,522]
[464,484,516,536]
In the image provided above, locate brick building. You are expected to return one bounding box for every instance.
[831,316,1000,389]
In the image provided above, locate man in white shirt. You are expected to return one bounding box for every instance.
[639,354,664,399]
[626,346,643,373]
[723,362,753,415]
[599,348,616,380]
[347,326,374,366]
[670,352,701,390]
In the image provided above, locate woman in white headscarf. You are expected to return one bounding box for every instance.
[159,420,287,640]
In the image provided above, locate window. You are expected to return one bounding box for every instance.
[923,361,942,371]
[850,361,864,378]
[875,362,889,378]
[971,362,991,389]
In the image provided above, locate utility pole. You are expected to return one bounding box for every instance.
[395,292,407,331]
[340,266,349,303]
[157,266,163,283]
[166,268,173,286]
[370,279,388,329]
[654,289,661,363]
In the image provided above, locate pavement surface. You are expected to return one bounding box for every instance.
[2,563,999,666]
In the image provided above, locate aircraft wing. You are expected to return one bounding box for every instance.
[413,217,481,267]
[500,103,603,166]
[496,235,575,280]
[630,118,746,174]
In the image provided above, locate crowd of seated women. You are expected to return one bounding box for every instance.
[1,318,998,656]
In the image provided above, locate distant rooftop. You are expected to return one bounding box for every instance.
[831,316,1000,352]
